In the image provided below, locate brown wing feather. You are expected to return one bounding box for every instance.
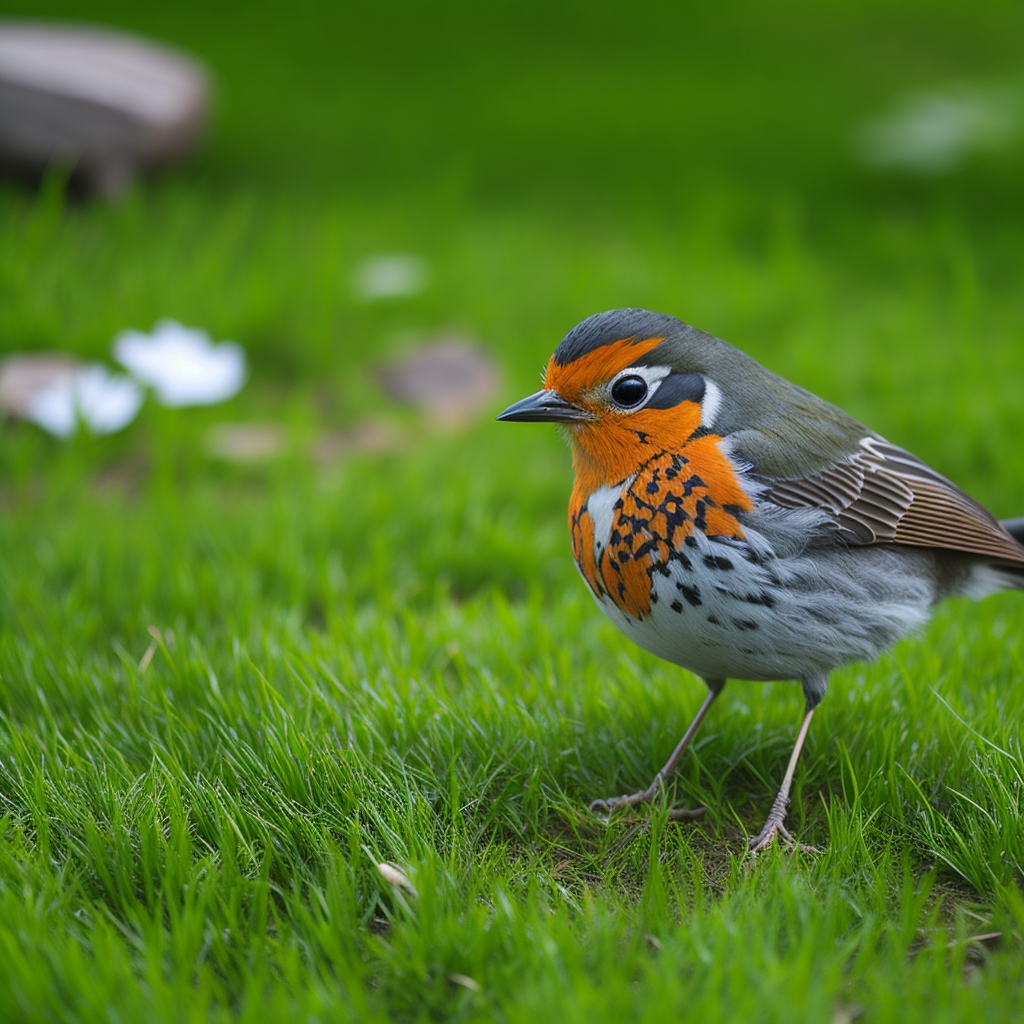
[766,437,1024,565]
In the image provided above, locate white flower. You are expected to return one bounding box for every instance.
[113,319,246,407]
[856,84,1019,174]
[27,363,144,437]
[352,254,428,300]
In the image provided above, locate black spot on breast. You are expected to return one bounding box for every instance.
[684,536,698,549]
[670,551,692,571]
[635,539,657,559]
[676,583,702,606]
[745,592,776,608]
[671,600,683,613]
[732,619,759,631]
[703,555,734,571]
[707,615,720,625]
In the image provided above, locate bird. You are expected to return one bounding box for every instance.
[497,308,1024,851]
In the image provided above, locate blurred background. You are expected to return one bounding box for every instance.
[1,0,1023,633]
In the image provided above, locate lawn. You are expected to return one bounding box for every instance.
[2,1,1024,1020]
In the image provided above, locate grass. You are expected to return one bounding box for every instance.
[2,0,1024,1020]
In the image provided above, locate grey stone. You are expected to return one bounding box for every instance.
[0,21,208,197]
[0,352,77,417]
[377,337,502,429]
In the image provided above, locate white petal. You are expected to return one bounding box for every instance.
[27,375,77,436]
[856,85,1019,174]
[376,862,418,897]
[74,365,144,434]
[26,364,143,436]
[113,319,247,406]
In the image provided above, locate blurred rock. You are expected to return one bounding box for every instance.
[310,417,403,464]
[0,21,208,197]
[377,337,501,428]
[0,352,77,417]
[206,423,286,462]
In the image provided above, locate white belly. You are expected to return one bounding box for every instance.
[582,486,934,684]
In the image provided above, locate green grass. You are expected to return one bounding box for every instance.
[3,1,1024,1020]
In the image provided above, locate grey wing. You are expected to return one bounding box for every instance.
[764,437,1024,565]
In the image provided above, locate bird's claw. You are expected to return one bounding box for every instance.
[588,795,633,817]
[749,818,817,854]
[589,791,705,821]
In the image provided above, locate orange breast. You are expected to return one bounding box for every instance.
[569,437,753,619]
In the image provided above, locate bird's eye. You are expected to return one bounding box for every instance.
[610,375,649,408]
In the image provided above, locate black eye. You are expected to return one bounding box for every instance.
[610,375,648,408]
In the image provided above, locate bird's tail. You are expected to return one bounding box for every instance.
[998,516,1024,590]
[1002,516,1024,546]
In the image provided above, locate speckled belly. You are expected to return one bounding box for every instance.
[568,450,933,682]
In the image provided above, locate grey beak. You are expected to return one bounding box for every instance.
[496,389,594,423]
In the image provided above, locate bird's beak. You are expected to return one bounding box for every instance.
[496,389,594,423]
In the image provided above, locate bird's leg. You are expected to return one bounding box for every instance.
[749,700,818,853]
[590,679,725,820]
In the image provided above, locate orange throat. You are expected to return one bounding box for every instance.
[567,420,753,620]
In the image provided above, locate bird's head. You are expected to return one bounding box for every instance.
[498,309,739,492]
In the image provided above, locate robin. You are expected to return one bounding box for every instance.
[498,308,1024,851]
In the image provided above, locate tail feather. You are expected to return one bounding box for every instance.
[1001,515,1024,546]
[993,517,1024,590]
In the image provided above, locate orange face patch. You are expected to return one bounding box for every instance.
[544,335,664,402]
[545,334,706,498]
[568,400,703,501]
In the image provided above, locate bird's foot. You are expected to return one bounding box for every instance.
[749,819,798,852]
[748,795,816,853]
[589,776,705,821]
